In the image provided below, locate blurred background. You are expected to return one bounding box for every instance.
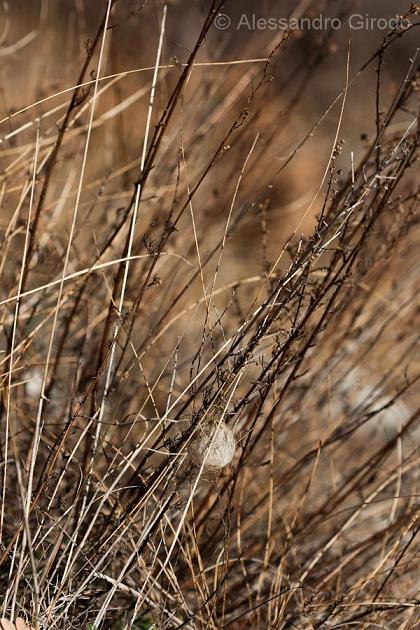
[1,0,418,276]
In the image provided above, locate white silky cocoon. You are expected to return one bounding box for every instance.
[188,423,236,468]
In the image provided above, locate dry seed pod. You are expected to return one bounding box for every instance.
[188,422,235,468]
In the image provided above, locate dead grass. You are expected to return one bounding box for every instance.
[0,1,419,628]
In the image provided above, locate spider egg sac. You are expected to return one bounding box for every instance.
[188,423,236,468]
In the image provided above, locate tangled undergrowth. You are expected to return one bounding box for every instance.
[0,1,419,628]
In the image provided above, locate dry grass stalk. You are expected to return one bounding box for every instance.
[0,1,419,628]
